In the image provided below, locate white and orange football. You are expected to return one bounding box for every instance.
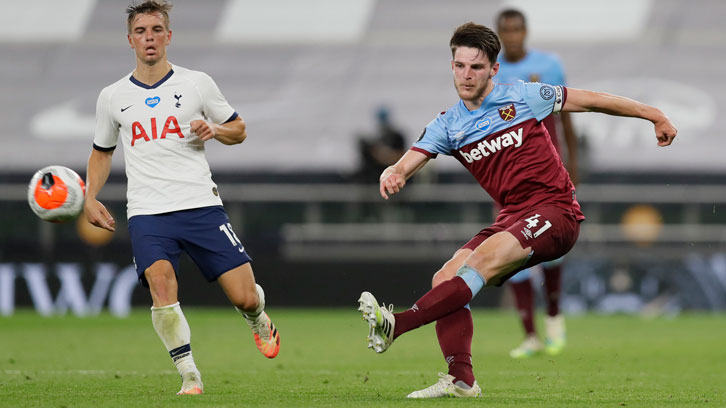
[27,165,86,223]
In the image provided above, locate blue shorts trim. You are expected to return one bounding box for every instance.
[128,206,252,287]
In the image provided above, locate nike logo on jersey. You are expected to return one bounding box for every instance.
[459,127,523,163]
[121,105,133,112]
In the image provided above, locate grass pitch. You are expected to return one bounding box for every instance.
[1,308,724,407]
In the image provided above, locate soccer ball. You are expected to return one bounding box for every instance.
[28,165,86,223]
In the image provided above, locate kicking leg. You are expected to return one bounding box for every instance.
[431,253,476,389]
[404,251,482,398]
[217,263,280,358]
[394,232,531,337]
[358,231,530,353]
[146,260,203,395]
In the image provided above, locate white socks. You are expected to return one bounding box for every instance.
[151,302,199,377]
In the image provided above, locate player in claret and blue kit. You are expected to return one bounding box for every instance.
[84,0,280,395]
[358,22,676,399]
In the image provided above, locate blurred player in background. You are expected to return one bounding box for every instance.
[84,0,280,395]
[354,106,407,183]
[358,22,676,399]
[495,8,577,359]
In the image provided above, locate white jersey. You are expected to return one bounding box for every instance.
[93,64,236,218]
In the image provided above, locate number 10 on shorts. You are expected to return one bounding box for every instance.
[219,223,245,252]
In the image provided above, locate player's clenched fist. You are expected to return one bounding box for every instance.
[379,167,406,200]
[190,119,218,141]
[654,116,677,147]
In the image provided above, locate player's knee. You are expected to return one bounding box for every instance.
[432,256,464,287]
[432,270,444,288]
[432,267,457,287]
[145,265,174,288]
[144,262,176,290]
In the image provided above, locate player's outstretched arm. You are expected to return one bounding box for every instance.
[191,116,247,145]
[379,150,429,200]
[563,88,677,147]
[85,149,116,232]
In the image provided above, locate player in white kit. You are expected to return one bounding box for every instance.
[84,0,280,395]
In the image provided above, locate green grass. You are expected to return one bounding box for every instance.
[1,308,724,407]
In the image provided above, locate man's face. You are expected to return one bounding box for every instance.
[128,12,171,66]
[451,46,498,103]
[497,16,526,55]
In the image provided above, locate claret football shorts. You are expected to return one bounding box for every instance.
[461,204,581,285]
[128,205,252,287]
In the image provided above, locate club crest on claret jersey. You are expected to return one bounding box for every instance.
[498,104,516,122]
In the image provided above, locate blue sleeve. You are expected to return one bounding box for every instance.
[412,114,451,157]
[519,81,564,121]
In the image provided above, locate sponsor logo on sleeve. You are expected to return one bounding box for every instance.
[540,85,554,100]
[417,128,426,142]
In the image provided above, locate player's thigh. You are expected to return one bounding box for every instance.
[466,231,532,286]
[432,248,472,287]
[493,205,580,286]
[217,263,258,310]
[128,213,183,288]
[178,206,253,283]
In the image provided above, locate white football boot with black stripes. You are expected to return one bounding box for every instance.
[406,373,482,399]
[357,291,395,353]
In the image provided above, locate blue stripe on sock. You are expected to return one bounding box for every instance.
[456,265,486,297]
[169,344,191,358]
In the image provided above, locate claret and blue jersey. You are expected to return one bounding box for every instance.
[412,81,584,220]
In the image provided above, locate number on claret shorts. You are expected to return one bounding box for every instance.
[522,214,553,239]
[219,223,245,252]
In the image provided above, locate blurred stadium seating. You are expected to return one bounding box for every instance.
[1,0,725,314]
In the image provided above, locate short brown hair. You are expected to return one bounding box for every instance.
[126,0,172,34]
[450,22,501,65]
